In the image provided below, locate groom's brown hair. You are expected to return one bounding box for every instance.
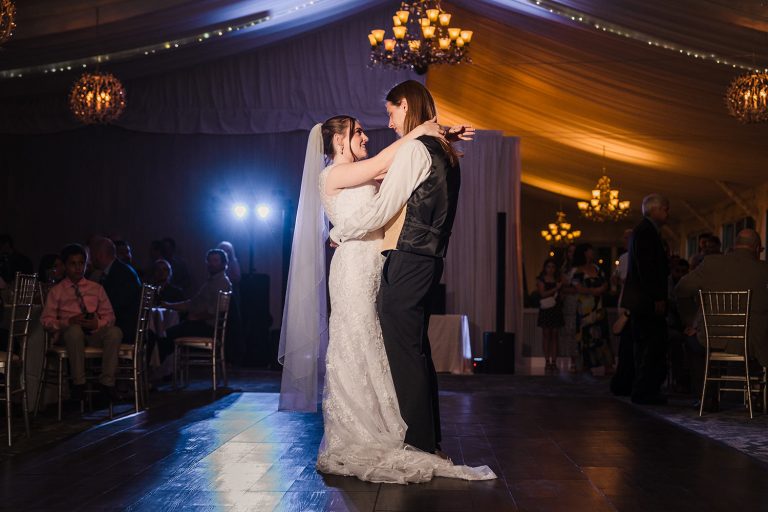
[385,80,457,165]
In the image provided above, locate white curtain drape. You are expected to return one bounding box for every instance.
[444,131,522,356]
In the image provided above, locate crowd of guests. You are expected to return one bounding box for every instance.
[537,193,768,409]
[0,233,240,404]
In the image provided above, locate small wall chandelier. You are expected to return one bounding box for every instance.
[541,211,581,244]
[726,71,768,123]
[576,148,630,222]
[368,1,473,75]
[0,0,16,46]
[69,72,127,125]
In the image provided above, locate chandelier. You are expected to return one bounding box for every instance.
[368,1,473,75]
[541,211,581,245]
[69,72,127,125]
[577,175,630,222]
[726,71,768,123]
[0,0,15,45]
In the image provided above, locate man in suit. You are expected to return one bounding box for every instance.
[90,237,142,344]
[330,80,464,455]
[621,194,670,404]
[674,229,768,397]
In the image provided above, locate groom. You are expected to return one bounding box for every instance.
[330,80,460,454]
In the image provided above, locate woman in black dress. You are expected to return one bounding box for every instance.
[537,258,564,373]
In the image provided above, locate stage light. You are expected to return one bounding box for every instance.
[232,203,248,219]
[256,204,271,219]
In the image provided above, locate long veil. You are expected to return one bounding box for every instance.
[278,123,328,412]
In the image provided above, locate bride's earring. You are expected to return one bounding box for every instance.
[340,145,344,155]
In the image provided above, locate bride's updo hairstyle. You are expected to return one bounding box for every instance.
[321,115,361,163]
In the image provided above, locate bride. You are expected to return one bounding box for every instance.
[279,115,496,484]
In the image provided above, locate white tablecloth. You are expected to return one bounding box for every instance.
[429,314,473,375]
[148,307,180,368]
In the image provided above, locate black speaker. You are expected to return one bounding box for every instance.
[240,272,273,367]
[482,332,515,373]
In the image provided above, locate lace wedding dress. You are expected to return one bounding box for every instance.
[315,166,496,484]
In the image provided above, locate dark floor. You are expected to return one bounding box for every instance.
[2,372,768,511]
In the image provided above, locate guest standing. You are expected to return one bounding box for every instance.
[560,243,579,373]
[571,243,613,375]
[537,258,564,373]
[621,194,670,404]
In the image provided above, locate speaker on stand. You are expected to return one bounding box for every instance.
[480,211,515,374]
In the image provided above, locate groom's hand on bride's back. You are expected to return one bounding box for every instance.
[327,237,339,249]
[446,125,475,142]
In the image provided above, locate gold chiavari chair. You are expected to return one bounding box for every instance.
[1,272,37,446]
[174,291,231,392]
[698,290,766,418]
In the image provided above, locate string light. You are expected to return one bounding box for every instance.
[0,1,324,80]
[523,0,765,73]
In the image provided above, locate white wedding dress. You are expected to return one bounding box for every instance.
[315,166,496,484]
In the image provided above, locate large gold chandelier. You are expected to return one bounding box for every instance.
[368,1,473,75]
[0,0,16,45]
[541,211,581,245]
[577,175,630,222]
[726,71,768,123]
[69,72,127,125]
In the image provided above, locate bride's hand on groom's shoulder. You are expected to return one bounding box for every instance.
[416,117,446,140]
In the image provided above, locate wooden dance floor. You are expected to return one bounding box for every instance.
[3,373,767,511]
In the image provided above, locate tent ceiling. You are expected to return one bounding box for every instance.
[2,0,768,215]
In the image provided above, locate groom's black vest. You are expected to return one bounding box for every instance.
[395,135,460,258]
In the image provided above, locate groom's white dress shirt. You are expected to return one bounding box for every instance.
[330,139,432,246]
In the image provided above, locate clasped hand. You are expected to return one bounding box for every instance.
[69,313,98,331]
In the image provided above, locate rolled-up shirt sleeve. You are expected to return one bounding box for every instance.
[96,286,116,329]
[330,139,432,243]
[41,286,60,331]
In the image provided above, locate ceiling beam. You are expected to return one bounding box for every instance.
[715,180,755,219]
[681,200,716,232]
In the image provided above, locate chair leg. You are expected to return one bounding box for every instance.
[6,376,13,447]
[57,358,63,422]
[173,347,178,390]
[133,361,140,413]
[212,353,217,392]
[699,351,711,417]
[34,355,49,417]
[221,347,228,388]
[21,376,30,438]
[745,359,754,419]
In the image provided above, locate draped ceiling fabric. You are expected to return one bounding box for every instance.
[2,0,767,210]
[2,0,768,352]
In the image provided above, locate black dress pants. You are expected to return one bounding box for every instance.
[631,312,668,401]
[610,325,635,396]
[377,250,443,453]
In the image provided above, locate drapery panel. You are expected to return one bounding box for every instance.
[0,3,417,134]
[0,127,521,359]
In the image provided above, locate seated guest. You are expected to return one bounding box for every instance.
[162,237,192,295]
[41,244,122,400]
[675,229,768,397]
[150,258,185,304]
[159,248,232,361]
[114,239,142,279]
[217,241,242,286]
[688,232,712,271]
[38,253,65,284]
[0,233,34,284]
[89,237,142,343]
